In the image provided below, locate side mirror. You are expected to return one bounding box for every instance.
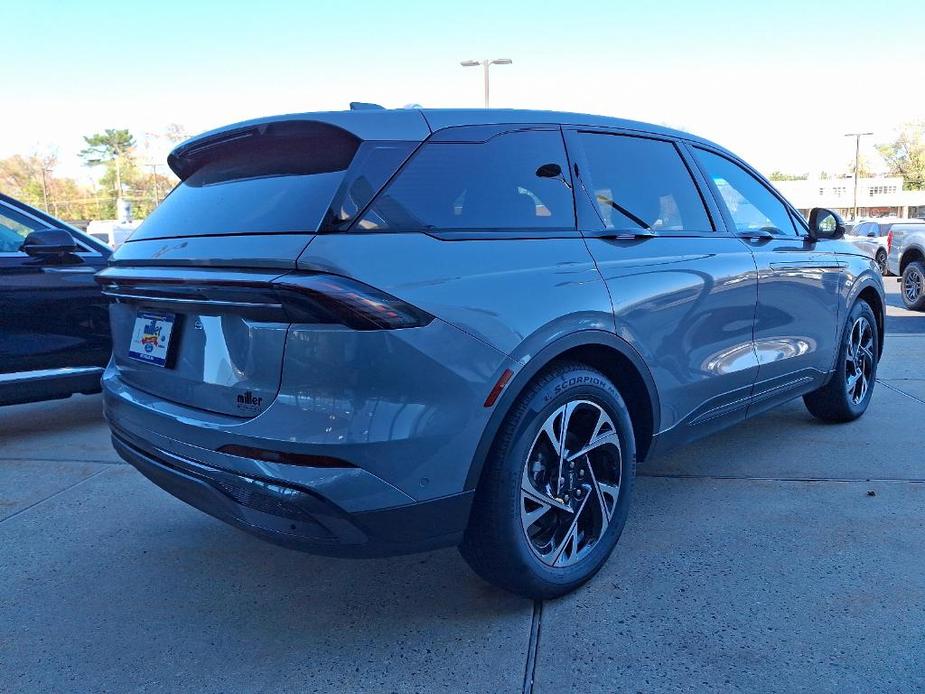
[808,208,845,241]
[536,163,562,178]
[535,162,571,190]
[866,230,877,238]
[20,228,78,256]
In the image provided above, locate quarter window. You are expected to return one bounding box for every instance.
[695,149,796,236]
[575,133,712,233]
[356,130,575,231]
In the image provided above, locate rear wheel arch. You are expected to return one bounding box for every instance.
[900,246,925,275]
[465,331,659,492]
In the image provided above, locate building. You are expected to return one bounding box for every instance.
[772,176,925,221]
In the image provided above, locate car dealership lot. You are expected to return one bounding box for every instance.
[2,280,923,693]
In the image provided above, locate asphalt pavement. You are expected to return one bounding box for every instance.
[1,278,923,693]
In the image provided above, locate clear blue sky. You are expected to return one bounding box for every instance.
[3,0,924,179]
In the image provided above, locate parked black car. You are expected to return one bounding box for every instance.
[0,193,111,406]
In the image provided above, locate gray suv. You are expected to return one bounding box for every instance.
[100,109,885,598]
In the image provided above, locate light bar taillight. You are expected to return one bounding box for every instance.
[272,274,433,330]
[97,268,433,331]
[887,230,893,253]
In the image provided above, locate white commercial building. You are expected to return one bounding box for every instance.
[772,176,925,221]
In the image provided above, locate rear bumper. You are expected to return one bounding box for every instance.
[112,428,472,557]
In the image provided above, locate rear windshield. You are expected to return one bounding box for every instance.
[131,122,360,240]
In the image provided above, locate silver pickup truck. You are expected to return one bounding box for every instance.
[888,223,925,310]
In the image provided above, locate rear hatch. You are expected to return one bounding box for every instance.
[99,116,423,417]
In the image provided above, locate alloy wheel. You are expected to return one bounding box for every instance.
[876,253,887,275]
[520,400,622,568]
[903,267,923,304]
[845,316,874,405]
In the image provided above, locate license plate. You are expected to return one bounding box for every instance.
[128,311,176,367]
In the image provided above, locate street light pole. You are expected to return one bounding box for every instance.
[845,131,873,221]
[460,58,512,108]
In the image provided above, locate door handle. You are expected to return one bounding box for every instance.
[736,230,775,240]
[584,229,657,240]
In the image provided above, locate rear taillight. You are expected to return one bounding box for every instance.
[272,274,433,330]
[98,268,433,331]
[887,230,893,253]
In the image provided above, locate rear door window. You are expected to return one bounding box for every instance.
[355,129,575,231]
[574,133,713,233]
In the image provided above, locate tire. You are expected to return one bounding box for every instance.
[803,300,879,422]
[901,260,925,311]
[875,250,888,276]
[459,362,636,599]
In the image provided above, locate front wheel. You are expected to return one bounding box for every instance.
[901,260,925,311]
[460,362,636,599]
[804,300,878,422]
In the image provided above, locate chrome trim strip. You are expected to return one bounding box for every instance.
[0,366,104,383]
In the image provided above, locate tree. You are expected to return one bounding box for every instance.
[80,129,136,196]
[877,122,925,190]
[164,123,189,145]
[769,171,808,181]
[848,154,873,178]
[0,154,102,220]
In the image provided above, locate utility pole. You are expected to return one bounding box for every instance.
[147,163,160,206]
[845,132,873,221]
[39,165,49,212]
[460,58,513,108]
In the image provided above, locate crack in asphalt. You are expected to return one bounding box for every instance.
[0,468,112,526]
[877,379,925,407]
[522,600,543,694]
[638,472,925,483]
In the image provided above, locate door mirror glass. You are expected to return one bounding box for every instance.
[20,228,78,256]
[535,163,562,178]
[808,208,845,240]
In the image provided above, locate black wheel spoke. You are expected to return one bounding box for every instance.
[844,316,874,405]
[521,400,622,568]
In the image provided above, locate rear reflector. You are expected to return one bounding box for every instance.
[218,444,356,468]
[484,368,514,407]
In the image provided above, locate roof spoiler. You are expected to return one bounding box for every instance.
[167,111,432,179]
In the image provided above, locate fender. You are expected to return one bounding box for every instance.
[899,244,925,273]
[843,268,886,360]
[464,329,660,491]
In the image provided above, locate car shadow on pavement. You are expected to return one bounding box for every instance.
[0,393,105,437]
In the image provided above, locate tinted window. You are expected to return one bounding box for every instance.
[695,149,796,236]
[356,130,574,231]
[576,133,712,232]
[323,141,417,231]
[0,204,45,253]
[133,122,360,240]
